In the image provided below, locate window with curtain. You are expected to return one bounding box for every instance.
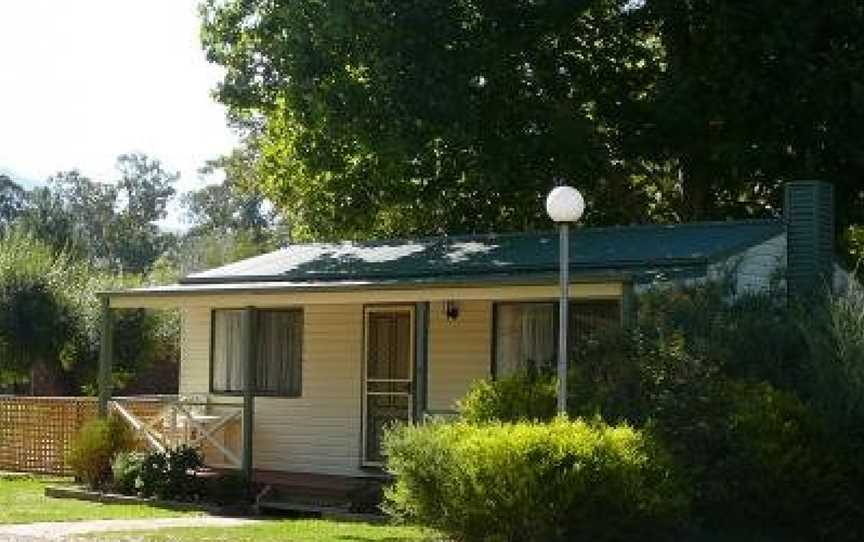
[494,300,621,377]
[211,309,303,396]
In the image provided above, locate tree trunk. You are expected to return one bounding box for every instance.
[30,358,69,396]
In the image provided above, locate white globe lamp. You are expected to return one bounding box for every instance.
[545,184,585,415]
[546,186,585,223]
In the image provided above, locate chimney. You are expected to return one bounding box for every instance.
[784,181,835,298]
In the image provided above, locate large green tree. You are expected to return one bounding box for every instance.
[200,0,658,239]
[201,0,864,259]
[635,0,864,233]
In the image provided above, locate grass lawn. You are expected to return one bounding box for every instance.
[84,519,439,542]
[0,475,196,525]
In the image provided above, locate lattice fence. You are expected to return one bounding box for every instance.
[0,396,165,476]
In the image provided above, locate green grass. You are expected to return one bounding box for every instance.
[84,518,439,542]
[0,475,196,525]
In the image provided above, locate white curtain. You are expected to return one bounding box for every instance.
[212,310,244,392]
[495,303,555,377]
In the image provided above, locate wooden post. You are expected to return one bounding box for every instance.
[98,297,114,417]
[413,302,429,422]
[621,282,637,329]
[241,307,257,481]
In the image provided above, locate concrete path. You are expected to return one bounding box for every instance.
[0,516,258,541]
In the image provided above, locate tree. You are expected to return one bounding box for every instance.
[109,153,179,272]
[632,1,864,236]
[47,170,117,264]
[200,0,658,240]
[15,157,178,273]
[0,175,25,231]
[201,0,864,261]
[115,153,178,225]
[17,186,78,254]
[0,232,79,393]
[181,177,271,239]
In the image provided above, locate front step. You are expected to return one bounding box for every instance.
[249,470,389,514]
[258,499,386,523]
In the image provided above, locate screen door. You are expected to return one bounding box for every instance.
[363,307,414,464]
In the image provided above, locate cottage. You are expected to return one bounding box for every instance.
[98,181,837,500]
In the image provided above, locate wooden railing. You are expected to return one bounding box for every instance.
[109,396,244,470]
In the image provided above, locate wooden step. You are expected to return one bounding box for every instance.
[258,500,386,523]
[248,469,388,509]
[259,500,349,515]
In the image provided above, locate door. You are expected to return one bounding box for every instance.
[363,307,414,464]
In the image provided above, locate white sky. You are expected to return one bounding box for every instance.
[0,1,237,229]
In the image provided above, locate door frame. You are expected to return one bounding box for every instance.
[361,305,416,467]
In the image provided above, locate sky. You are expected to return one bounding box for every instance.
[0,1,237,229]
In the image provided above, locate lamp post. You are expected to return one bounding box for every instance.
[545,185,585,415]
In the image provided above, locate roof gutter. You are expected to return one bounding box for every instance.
[177,257,710,286]
[98,262,707,299]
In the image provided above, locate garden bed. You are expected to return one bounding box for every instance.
[44,485,252,516]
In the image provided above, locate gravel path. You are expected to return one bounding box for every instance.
[0,516,258,541]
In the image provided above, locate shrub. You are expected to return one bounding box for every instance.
[111,451,145,495]
[67,416,135,490]
[797,283,864,442]
[384,419,689,542]
[136,449,168,498]
[685,380,864,539]
[458,369,556,423]
[137,445,204,501]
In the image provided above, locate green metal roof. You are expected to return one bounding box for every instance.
[181,219,785,286]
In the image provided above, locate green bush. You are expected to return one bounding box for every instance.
[683,380,863,539]
[66,416,135,490]
[111,451,145,495]
[137,445,204,501]
[798,284,864,441]
[384,419,689,542]
[136,449,168,498]
[458,369,556,423]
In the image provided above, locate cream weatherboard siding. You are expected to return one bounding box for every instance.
[153,282,625,476]
[253,304,363,475]
[709,233,787,294]
[427,300,492,413]
[179,304,365,476]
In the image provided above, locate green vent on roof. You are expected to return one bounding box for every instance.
[784,181,835,298]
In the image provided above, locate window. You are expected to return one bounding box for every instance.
[494,300,621,377]
[211,309,303,396]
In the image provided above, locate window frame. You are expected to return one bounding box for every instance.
[490,297,623,379]
[209,307,304,398]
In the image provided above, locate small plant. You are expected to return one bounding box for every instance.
[111,451,145,495]
[66,416,135,490]
[136,445,204,501]
[136,449,168,498]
